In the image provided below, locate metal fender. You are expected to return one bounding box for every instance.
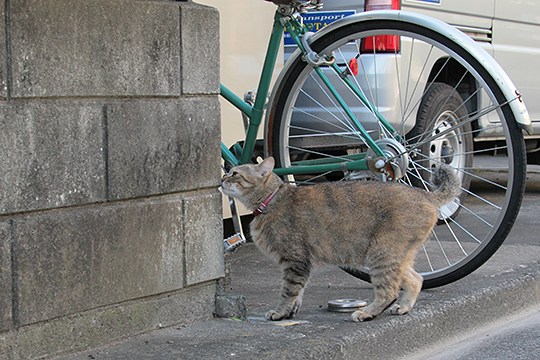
[265,10,532,155]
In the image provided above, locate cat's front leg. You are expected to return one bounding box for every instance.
[266,260,311,321]
[266,288,305,321]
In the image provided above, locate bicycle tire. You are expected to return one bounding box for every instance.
[266,17,527,289]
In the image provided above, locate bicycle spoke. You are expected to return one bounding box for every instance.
[287,144,354,162]
[401,45,435,126]
[284,170,336,185]
[297,88,356,133]
[431,230,452,267]
[408,100,511,152]
[411,150,509,191]
[289,125,373,141]
[337,47,378,115]
[421,242,435,271]
[458,202,495,228]
[288,106,358,135]
[443,217,468,256]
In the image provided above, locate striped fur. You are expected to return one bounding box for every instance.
[221,157,461,321]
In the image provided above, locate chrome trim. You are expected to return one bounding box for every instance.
[453,25,492,43]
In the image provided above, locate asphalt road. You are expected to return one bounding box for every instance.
[408,308,540,360]
[472,162,540,249]
[501,177,540,249]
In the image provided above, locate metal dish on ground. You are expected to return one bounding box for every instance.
[327,299,367,313]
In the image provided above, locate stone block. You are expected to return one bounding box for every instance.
[0,101,106,215]
[107,97,221,200]
[0,221,12,331]
[15,196,185,325]
[0,1,6,99]
[215,294,246,319]
[180,3,220,94]
[184,191,224,285]
[10,0,181,97]
[13,283,216,360]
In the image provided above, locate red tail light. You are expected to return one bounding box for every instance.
[361,0,401,54]
[364,0,401,11]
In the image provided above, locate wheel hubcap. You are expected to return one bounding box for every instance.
[430,111,463,170]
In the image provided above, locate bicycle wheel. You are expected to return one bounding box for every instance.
[266,16,526,289]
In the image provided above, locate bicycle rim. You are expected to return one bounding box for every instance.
[267,20,526,288]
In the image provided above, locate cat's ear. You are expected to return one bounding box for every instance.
[259,157,275,176]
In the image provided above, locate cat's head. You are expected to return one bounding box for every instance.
[221,157,279,206]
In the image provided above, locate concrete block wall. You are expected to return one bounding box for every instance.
[0,0,223,358]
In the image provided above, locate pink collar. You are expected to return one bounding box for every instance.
[253,188,280,217]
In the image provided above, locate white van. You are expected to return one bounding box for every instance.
[286,0,540,162]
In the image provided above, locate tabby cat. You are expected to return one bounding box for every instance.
[221,157,460,322]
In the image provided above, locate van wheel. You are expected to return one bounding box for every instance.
[407,82,473,220]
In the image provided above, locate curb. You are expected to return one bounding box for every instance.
[253,265,540,359]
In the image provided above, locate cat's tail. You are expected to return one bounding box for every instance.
[427,165,462,206]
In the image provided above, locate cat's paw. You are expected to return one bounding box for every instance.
[389,303,410,315]
[351,309,375,322]
[265,309,291,321]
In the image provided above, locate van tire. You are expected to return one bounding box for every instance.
[407,82,473,219]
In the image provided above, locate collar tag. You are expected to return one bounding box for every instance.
[253,188,279,217]
[254,203,267,216]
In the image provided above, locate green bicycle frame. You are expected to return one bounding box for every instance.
[220,9,398,176]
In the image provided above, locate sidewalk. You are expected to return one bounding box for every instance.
[55,164,540,360]
[56,243,539,359]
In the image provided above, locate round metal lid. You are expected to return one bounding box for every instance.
[327,299,367,312]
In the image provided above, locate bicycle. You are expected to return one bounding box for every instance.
[220,0,531,289]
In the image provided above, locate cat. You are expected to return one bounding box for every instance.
[221,157,461,322]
